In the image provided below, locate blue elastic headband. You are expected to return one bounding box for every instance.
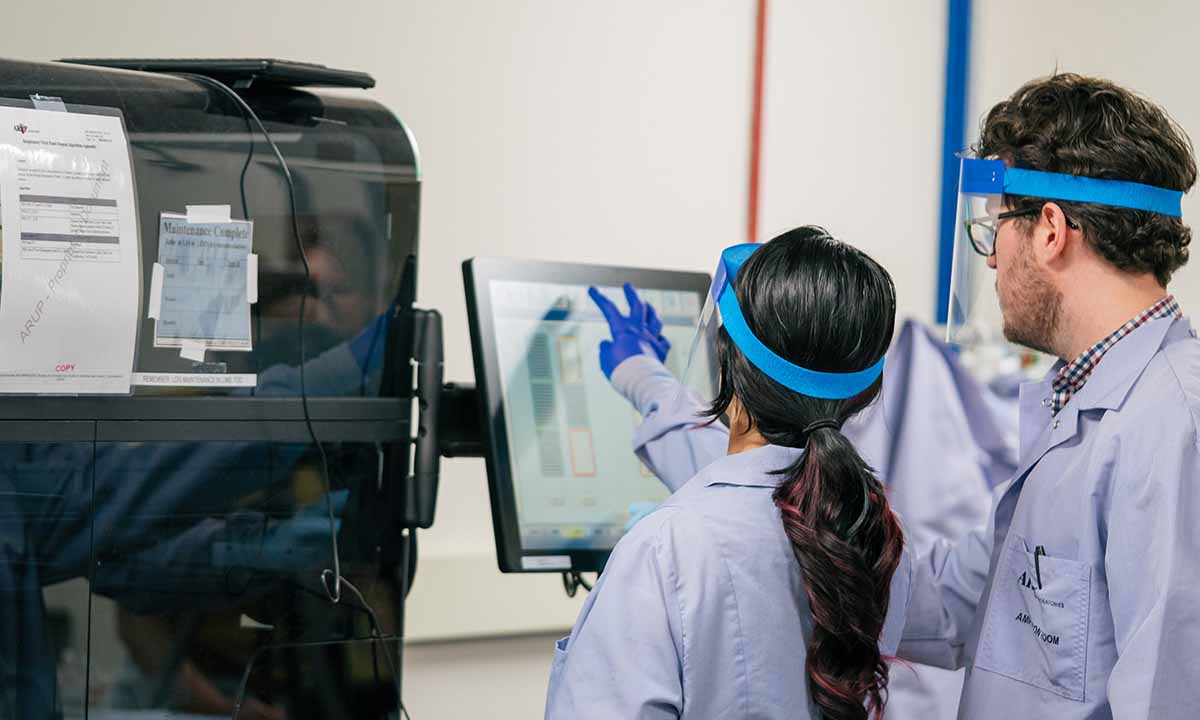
[711,244,885,400]
[959,157,1183,217]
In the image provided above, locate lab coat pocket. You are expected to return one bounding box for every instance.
[544,636,572,719]
[549,636,570,691]
[976,533,1091,701]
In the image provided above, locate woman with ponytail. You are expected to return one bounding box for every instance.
[546,227,909,720]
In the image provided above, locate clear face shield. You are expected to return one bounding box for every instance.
[672,245,755,416]
[945,157,1184,369]
[947,158,1010,350]
[675,243,886,416]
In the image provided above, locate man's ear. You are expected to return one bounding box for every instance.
[1036,202,1075,265]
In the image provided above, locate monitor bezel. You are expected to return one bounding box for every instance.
[463,256,711,573]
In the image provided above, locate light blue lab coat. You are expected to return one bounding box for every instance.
[903,315,1200,719]
[589,319,1013,720]
[843,320,1015,719]
[582,315,1200,718]
[544,441,912,719]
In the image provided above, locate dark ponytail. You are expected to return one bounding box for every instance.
[775,421,903,719]
[707,227,903,720]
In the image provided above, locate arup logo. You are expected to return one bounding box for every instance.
[13,123,28,135]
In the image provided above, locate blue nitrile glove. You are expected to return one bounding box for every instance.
[588,282,671,379]
[213,490,350,573]
[625,501,659,532]
[350,306,393,370]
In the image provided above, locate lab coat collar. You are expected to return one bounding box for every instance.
[1068,315,1186,412]
[1016,315,1184,457]
[703,443,805,489]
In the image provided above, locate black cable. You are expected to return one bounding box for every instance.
[283,577,407,698]
[340,578,406,716]
[222,575,409,717]
[179,72,408,719]
[238,119,255,222]
[286,576,410,719]
[230,632,406,720]
[205,78,255,222]
[178,72,343,604]
[228,84,258,390]
[561,571,593,598]
[190,81,260,391]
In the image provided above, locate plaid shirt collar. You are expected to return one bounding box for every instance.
[1050,294,1182,414]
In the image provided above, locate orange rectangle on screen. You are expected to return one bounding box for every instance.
[568,428,596,476]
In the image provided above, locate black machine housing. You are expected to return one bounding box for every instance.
[0,58,439,719]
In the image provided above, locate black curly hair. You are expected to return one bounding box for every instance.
[975,73,1196,286]
[707,227,902,720]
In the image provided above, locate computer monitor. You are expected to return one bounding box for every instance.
[464,257,712,573]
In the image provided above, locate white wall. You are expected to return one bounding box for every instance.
[971,0,1200,312]
[16,2,1200,717]
[758,0,949,325]
[402,632,561,718]
[396,0,758,648]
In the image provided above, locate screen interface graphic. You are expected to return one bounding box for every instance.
[488,280,704,551]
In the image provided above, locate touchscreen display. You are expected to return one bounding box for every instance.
[487,279,705,551]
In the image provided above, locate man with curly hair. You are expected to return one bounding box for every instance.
[901,74,1200,718]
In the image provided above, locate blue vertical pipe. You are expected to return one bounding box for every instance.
[936,0,972,322]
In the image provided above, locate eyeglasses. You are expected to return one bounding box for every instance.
[964,207,1039,257]
[964,205,1079,257]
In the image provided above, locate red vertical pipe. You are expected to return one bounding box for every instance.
[747,0,768,244]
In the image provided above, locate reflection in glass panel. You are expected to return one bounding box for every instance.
[0,60,421,719]
[0,442,94,720]
[87,441,403,720]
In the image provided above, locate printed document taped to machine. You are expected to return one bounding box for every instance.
[0,105,139,394]
[153,213,253,352]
